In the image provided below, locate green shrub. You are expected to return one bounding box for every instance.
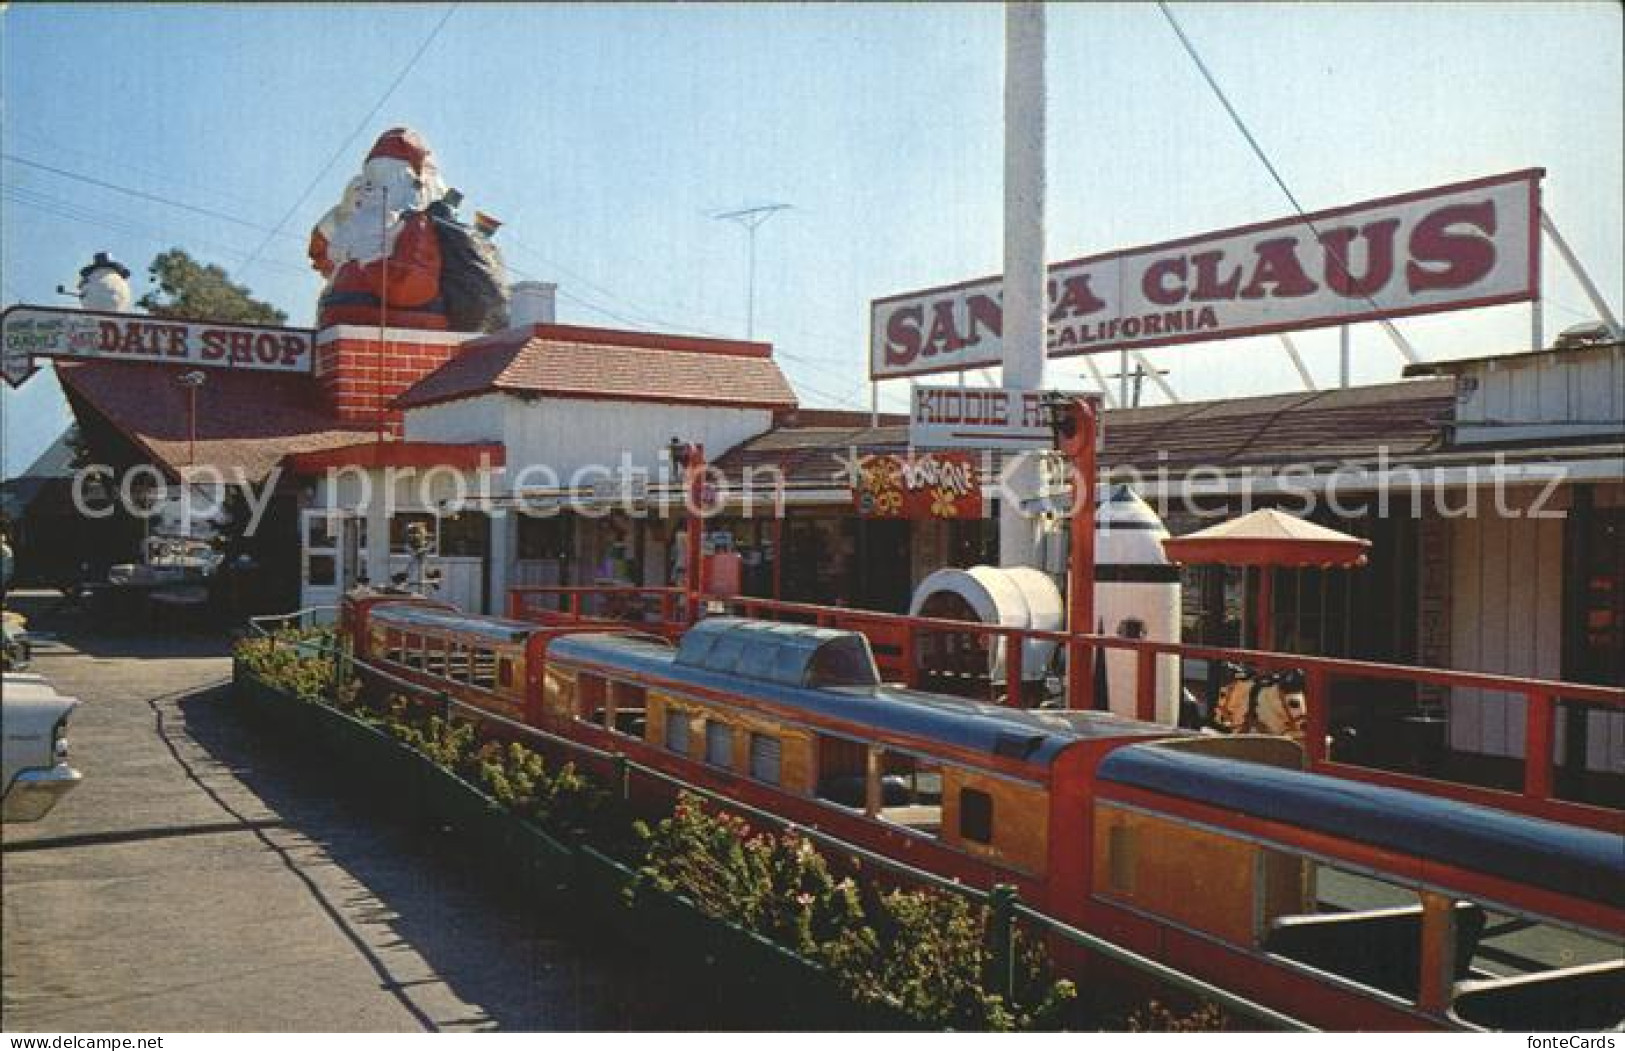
[635,792,1075,1031]
[235,629,357,708]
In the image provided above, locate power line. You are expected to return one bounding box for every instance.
[1155,1,1420,364]
[2,153,295,237]
[237,3,460,274]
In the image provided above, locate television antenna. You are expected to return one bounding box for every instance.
[711,203,790,339]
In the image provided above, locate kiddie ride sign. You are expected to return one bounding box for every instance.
[1,305,315,387]
[870,169,1542,380]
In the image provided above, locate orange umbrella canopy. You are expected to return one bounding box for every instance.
[1161,507,1370,568]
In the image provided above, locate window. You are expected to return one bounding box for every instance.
[578,674,607,724]
[446,643,472,684]
[877,750,943,834]
[814,734,868,810]
[383,629,404,663]
[609,681,647,736]
[959,788,994,844]
[665,708,690,755]
[403,634,424,670]
[424,638,447,677]
[705,721,734,769]
[470,649,497,689]
[749,733,782,785]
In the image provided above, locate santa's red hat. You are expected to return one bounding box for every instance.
[367,127,432,173]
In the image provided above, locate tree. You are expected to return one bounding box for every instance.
[138,249,288,325]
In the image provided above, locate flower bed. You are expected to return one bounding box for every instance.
[232,630,1084,1031]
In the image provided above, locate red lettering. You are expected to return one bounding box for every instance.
[1142,257,1188,306]
[923,300,963,357]
[884,306,924,367]
[228,331,254,363]
[1407,200,1497,294]
[164,327,189,357]
[1049,274,1105,319]
[200,331,227,360]
[280,335,306,366]
[255,333,280,364]
[119,323,149,354]
[966,294,1002,344]
[1239,237,1319,299]
[1321,219,1399,298]
[97,321,120,352]
[1190,251,1242,301]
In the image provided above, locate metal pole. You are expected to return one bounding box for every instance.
[999,0,1046,569]
[1541,210,1623,335]
[1339,325,1350,388]
[1277,334,1317,391]
[746,223,756,339]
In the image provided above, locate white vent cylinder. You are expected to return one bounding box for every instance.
[509,281,557,327]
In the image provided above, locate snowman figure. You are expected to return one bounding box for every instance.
[77,252,133,312]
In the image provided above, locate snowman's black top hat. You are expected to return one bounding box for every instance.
[79,252,130,281]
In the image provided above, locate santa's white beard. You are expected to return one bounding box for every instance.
[327,201,403,268]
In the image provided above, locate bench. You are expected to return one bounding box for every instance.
[1264,901,1485,1000]
[1450,959,1624,1032]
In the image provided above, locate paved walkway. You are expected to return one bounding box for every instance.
[2,597,646,1032]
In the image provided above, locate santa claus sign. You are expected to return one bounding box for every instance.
[310,127,509,333]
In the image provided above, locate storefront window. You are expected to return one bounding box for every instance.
[438,511,489,558]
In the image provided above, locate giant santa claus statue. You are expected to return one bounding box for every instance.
[311,127,508,332]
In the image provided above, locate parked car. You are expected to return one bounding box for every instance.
[2,674,82,822]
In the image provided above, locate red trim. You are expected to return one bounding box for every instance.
[284,440,505,473]
[1161,536,1371,568]
[396,385,796,413]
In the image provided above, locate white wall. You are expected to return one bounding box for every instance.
[402,394,507,445]
[1454,344,1624,444]
[501,397,772,490]
[1445,485,1623,774]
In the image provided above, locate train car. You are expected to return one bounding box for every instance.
[342,595,1624,1031]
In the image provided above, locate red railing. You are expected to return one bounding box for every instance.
[508,584,1625,832]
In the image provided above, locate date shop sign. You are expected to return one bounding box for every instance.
[2,304,315,387]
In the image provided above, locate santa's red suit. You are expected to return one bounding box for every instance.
[316,129,449,330]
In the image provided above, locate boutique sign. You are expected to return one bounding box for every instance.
[2,305,315,387]
[870,169,1542,380]
[852,452,982,520]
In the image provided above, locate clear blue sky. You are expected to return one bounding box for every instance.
[4,2,1620,476]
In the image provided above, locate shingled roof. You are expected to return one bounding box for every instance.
[711,378,1458,489]
[57,360,375,482]
[395,323,799,411]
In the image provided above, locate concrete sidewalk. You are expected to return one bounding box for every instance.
[1,608,638,1032]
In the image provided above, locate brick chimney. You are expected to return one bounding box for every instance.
[314,325,473,433]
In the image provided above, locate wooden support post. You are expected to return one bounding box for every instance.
[1524,691,1555,801]
[1004,632,1024,707]
[864,747,882,819]
[903,622,921,690]
[1304,667,1330,767]
[1417,891,1458,1014]
[1135,646,1157,722]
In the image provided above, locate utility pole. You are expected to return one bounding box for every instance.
[712,204,790,339]
[1105,362,1171,408]
[1000,0,1046,568]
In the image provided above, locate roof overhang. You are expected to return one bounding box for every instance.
[284,441,505,474]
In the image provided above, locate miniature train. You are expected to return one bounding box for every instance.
[341,592,1625,1032]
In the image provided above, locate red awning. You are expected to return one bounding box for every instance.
[1162,507,1370,568]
